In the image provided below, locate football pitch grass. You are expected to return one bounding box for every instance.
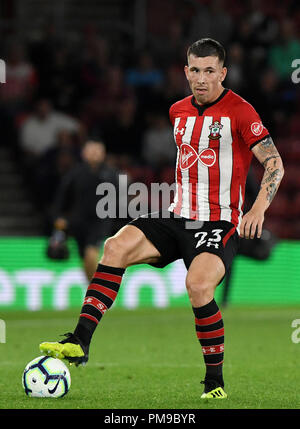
[0,305,300,410]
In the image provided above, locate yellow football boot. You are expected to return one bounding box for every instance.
[39,333,88,366]
[200,380,227,399]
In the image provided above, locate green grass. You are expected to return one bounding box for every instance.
[0,306,300,409]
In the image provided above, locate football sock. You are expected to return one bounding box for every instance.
[193,299,224,386]
[74,263,125,346]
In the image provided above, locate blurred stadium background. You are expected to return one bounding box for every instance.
[0,0,300,312]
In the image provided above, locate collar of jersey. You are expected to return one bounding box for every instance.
[191,88,229,115]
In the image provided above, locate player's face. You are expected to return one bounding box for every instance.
[184,55,227,105]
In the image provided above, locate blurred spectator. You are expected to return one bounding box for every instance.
[19,98,84,211]
[150,19,187,69]
[125,51,165,124]
[29,21,63,77]
[0,40,38,109]
[80,65,133,133]
[125,51,164,106]
[126,51,164,89]
[231,18,256,53]
[246,0,278,49]
[158,65,189,110]
[141,112,176,171]
[0,40,38,145]
[34,130,80,215]
[39,46,77,113]
[102,96,143,162]
[78,35,110,98]
[20,98,80,162]
[230,17,266,76]
[268,18,300,81]
[188,0,233,46]
[248,68,283,136]
[225,42,248,95]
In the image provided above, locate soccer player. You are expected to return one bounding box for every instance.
[40,38,284,399]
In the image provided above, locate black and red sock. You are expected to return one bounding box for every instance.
[192,299,224,385]
[74,263,125,346]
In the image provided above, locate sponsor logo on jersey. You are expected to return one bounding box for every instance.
[179,144,216,169]
[199,148,216,167]
[179,143,198,170]
[251,121,263,136]
[208,121,223,140]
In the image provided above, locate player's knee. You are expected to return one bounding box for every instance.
[185,275,214,304]
[102,236,130,267]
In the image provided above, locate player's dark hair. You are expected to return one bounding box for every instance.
[187,38,226,65]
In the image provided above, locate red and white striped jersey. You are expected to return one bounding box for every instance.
[168,89,269,233]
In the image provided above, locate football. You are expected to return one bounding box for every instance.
[22,356,71,398]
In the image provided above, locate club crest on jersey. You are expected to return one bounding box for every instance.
[208,121,223,140]
[179,144,216,170]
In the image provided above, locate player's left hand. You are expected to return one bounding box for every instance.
[240,208,264,239]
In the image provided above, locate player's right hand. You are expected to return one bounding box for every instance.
[240,207,264,240]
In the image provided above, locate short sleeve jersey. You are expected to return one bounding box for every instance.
[168,88,269,232]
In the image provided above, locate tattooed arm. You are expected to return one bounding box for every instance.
[240,136,284,239]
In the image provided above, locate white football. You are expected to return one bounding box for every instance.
[22,355,71,398]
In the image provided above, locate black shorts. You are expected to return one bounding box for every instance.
[129,210,239,273]
[70,219,113,259]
